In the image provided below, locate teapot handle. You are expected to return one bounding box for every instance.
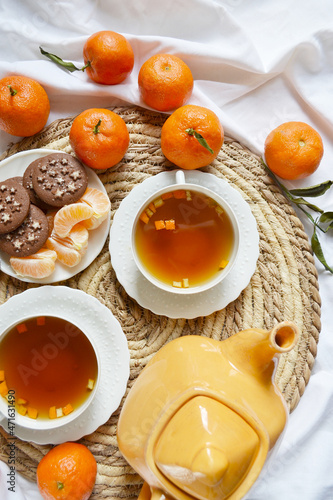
[138,482,169,500]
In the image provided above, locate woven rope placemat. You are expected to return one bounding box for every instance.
[0,106,321,498]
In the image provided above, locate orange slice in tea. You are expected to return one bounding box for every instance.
[53,203,93,238]
[79,187,111,230]
[10,248,57,279]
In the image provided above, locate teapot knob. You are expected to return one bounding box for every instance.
[191,446,229,486]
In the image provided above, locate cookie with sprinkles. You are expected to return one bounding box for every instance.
[0,204,49,257]
[31,152,88,208]
[0,178,30,234]
[23,160,54,210]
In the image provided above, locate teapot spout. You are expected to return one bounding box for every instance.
[269,321,299,352]
[224,321,299,378]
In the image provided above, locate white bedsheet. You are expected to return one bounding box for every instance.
[0,1,332,499]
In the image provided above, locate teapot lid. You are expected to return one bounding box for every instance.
[148,395,269,500]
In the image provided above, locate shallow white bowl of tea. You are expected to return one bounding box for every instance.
[132,170,240,294]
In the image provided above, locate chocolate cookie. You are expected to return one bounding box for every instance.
[31,153,88,208]
[0,204,49,257]
[10,176,24,186]
[0,178,30,234]
[23,160,54,210]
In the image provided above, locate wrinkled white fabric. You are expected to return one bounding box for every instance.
[0,1,332,499]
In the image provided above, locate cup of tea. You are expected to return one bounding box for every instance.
[131,170,240,294]
[0,313,100,431]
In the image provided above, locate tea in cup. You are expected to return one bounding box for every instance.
[0,314,99,431]
[132,170,240,294]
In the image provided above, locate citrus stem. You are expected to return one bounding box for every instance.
[7,85,17,96]
[185,128,214,154]
[93,119,102,135]
[40,46,91,73]
[57,481,64,490]
[261,158,333,273]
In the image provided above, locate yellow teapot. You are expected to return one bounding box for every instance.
[117,321,299,500]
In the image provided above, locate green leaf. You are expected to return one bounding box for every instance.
[185,128,214,154]
[288,196,324,214]
[311,227,333,273]
[289,180,333,197]
[262,162,324,213]
[39,46,90,73]
[319,211,333,224]
[319,212,333,233]
[261,159,333,270]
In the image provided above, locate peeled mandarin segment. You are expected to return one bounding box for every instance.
[46,236,82,267]
[67,223,89,250]
[53,202,94,238]
[10,248,57,279]
[0,370,4,382]
[48,223,89,252]
[79,187,111,230]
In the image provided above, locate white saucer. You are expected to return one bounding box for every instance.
[0,149,111,284]
[0,286,130,444]
[109,170,259,319]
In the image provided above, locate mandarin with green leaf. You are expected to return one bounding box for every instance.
[161,104,224,169]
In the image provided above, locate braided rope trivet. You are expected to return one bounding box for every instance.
[0,106,321,498]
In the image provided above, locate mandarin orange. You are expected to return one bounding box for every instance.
[264,121,324,180]
[83,30,134,85]
[138,54,193,111]
[37,442,97,500]
[69,108,130,170]
[0,75,50,137]
[40,31,134,86]
[161,104,224,169]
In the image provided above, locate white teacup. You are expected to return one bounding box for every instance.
[131,170,240,294]
[0,313,100,432]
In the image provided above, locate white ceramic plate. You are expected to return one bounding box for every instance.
[0,286,130,444]
[109,170,260,319]
[0,149,111,283]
